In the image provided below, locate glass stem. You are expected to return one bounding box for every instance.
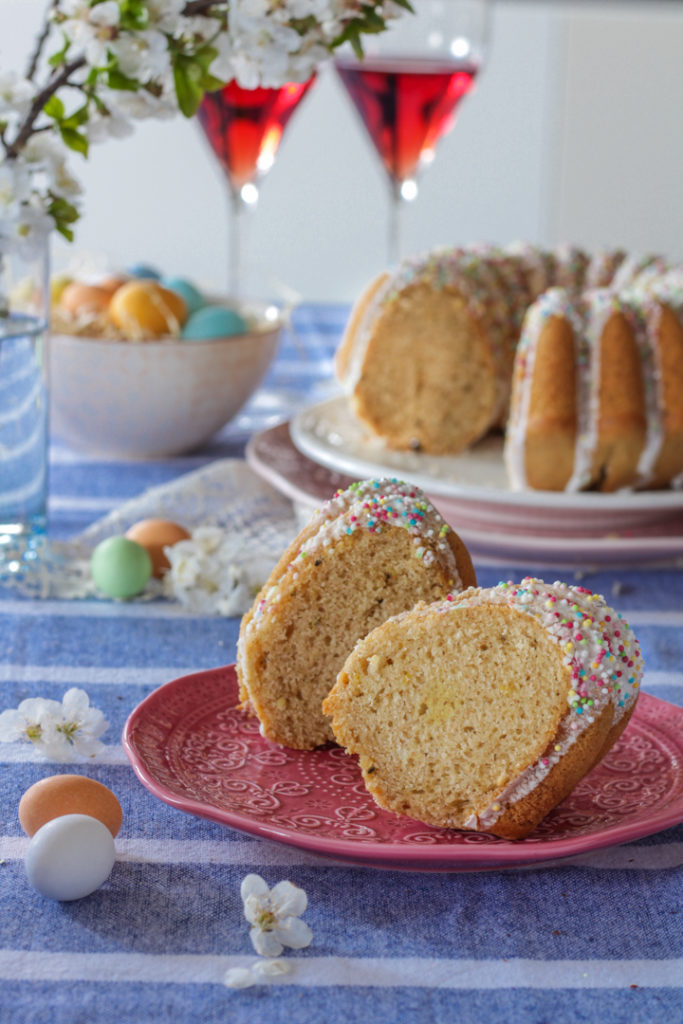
[388,182,404,267]
[229,186,257,301]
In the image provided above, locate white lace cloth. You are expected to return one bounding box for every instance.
[7,460,299,613]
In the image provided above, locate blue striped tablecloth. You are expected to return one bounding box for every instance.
[1,303,681,1023]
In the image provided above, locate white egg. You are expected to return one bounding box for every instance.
[25,813,116,901]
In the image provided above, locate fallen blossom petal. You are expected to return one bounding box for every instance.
[253,959,291,978]
[224,967,257,989]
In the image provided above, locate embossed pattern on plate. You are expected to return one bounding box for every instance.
[123,666,683,871]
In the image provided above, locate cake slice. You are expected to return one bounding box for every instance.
[237,479,476,750]
[323,578,642,839]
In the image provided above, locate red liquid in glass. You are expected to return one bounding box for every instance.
[197,78,315,193]
[336,57,478,186]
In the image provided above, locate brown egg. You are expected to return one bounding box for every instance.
[60,282,113,317]
[125,518,191,577]
[98,275,129,297]
[109,280,187,337]
[19,775,123,838]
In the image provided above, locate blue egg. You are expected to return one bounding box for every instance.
[126,262,161,280]
[181,305,248,340]
[162,277,205,316]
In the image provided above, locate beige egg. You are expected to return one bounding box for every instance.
[19,775,123,838]
[60,282,113,317]
[109,280,187,337]
[125,518,191,577]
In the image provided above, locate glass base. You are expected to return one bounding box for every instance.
[0,519,51,589]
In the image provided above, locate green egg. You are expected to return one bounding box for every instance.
[91,536,153,599]
[181,305,248,340]
[162,276,205,315]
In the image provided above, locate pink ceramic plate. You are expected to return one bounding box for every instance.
[123,666,683,872]
[246,423,683,567]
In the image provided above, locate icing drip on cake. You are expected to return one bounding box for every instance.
[565,289,617,492]
[505,288,583,490]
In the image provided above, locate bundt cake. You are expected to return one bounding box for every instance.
[506,286,683,492]
[323,577,643,839]
[237,478,476,750]
[336,243,683,492]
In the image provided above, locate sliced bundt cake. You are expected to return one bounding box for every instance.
[324,578,642,839]
[237,479,476,750]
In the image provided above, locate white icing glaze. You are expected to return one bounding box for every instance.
[565,290,617,492]
[505,288,582,491]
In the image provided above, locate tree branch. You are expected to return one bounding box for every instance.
[182,0,226,17]
[7,56,87,158]
[25,0,62,82]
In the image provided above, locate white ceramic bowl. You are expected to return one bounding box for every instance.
[49,308,282,458]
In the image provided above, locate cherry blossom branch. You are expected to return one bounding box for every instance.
[182,0,225,16]
[5,56,86,159]
[25,0,62,81]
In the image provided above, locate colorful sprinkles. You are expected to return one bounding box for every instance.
[447,576,644,831]
[249,478,458,623]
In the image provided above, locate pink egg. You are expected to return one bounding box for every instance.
[60,282,112,317]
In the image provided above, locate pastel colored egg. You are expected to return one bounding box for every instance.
[97,275,129,297]
[50,274,73,304]
[91,535,153,599]
[19,775,123,839]
[126,262,161,280]
[161,277,205,316]
[181,305,248,340]
[125,518,191,578]
[60,282,112,317]
[109,280,187,337]
[25,814,116,901]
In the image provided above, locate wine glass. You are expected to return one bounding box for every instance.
[197,77,316,300]
[334,0,491,264]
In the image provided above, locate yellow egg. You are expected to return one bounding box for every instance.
[125,518,191,578]
[60,281,112,317]
[109,280,187,337]
[18,775,123,838]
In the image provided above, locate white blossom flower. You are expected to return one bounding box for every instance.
[240,874,313,958]
[56,687,109,758]
[4,197,56,260]
[0,696,63,745]
[60,0,121,68]
[0,688,108,761]
[112,30,171,82]
[23,135,83,200]
[146,0,187,34]
[85,106,135,143]
[0,72,35,119]
[0,161,32,215]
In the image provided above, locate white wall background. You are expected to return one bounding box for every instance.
[3,1,682,302]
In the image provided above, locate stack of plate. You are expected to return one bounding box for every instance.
[247,395,683,567]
